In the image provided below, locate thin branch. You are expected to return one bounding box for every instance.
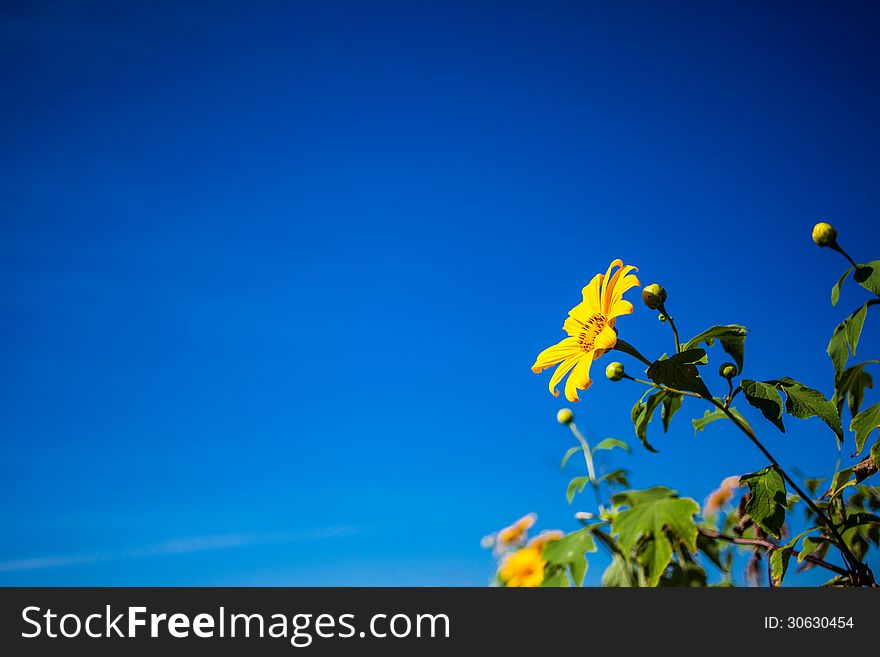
[698,528,849,577]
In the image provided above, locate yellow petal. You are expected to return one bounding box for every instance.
[548,353,583,397]
[564,354,594,402]
[605,265,636,308]
[608,273,640,311]
[608,299,634,318]
[592,324,618,352]
[576,273,604,317]
[531,337,580,372]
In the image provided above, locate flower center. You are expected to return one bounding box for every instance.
[576,313,607,351]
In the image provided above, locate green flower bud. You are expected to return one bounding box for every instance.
[642,283,667,310]
[812,222,837,247]
[719,362,738,379]
[658,313,667,323]
[605,361,625,381]
[556,408,574,425]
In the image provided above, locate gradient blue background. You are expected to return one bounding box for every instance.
[1,0,878,585]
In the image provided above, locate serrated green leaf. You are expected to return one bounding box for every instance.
[540,566,570,587]
[798,535,831,563]
[740,465,786,539]
[597,468,629,487]
[647,348,712,398]
[828,466,855,499]
[691,402,752,435]
[850,402,880,454]
[610,487,700,587]
[542,528,596,586]
[741,379,785,433]
[833,362,876,419]
[631,390,680,452]
[592,438,629,453]
[566,476,590,503]
[853,260,880,297]
[776,378,844,442]
[827,303,874,374]
[560,446,583,469]
[769,529,814,586]
[831,268,853,306]
[601,554,640,587]
[682,325,748,374]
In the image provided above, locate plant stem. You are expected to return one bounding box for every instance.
[707,397,874,585]
[658,303,681,353]
[612,339,653,368]
[626,376,703,399]
[698,528,848,577]
[568,422,596,482]
[830,242,859,269]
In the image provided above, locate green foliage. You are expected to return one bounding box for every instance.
[560,446,583,469]
[854,261,880,297]
[601,554,641,587]
[646,348,711,398]
[833,362,876,419]
[591,438,629,453]
[566,476,590,503]
[610,487,699,586]
[682,325,748,374]
[542,528,596,586]
[831,268,853,306]
[691,401,751,435]
[827,302,872,374]
[740,465,787,539]
[741,379,785,432]
[775,378,844,442]
[631,389,682,452]
[850,402,880,454]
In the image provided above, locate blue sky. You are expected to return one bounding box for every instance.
[1,1,878,586]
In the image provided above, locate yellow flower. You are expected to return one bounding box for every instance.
[498,546,546,587]
[703,475,742,514]
[527,529,564,551]
[495,513,536,550]
[532,259,640,402]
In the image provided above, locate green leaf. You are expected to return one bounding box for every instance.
[691,402,752,435]
[647,348,712,398]
[798,536,831,563]
[872,438,880,471]
[741,379,785,432]
[831,268,853,306]
[740,465,787,539]
[682,325,748,374]
[853,260,880,297]
[661,392,683,431]
[769,529,814,586]
[631,390,680,452]
[540,567,570,587]
[542,528,596,586]
[566,476,590,503]
[827,303,873,374]
[597,468,629,487]
[776,378,844,442]
[601,554,640,587]
[560,446,583,469]
[610,487,700,587]
[832,362,876,419]
[850,402,880,454]
[828,466,856,498]
[591,438,629,453]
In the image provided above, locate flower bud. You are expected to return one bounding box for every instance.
[658,313,667,323]
[642,283,667,310]
[605,361,625,381]
[719,362,738,379]
[556,408,574,425]
[811,222,837,247]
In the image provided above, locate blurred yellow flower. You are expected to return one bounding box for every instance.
[527,529,564,551]
[532,259,640,402]
[704,475,742,514]
[495,513,536,550]
[498,546,546,587]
